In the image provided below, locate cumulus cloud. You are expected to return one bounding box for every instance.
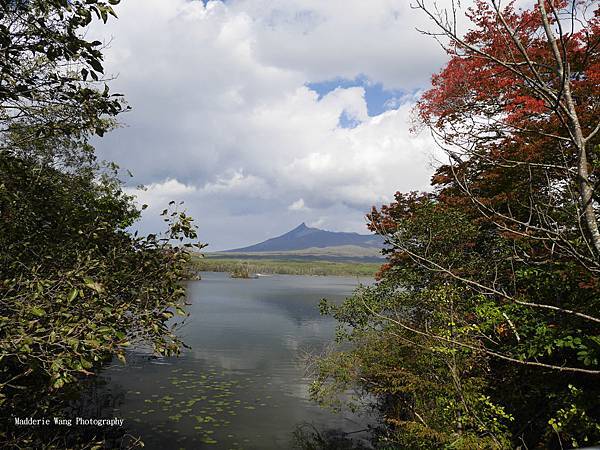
[90,0,456,249]
[288,199,308,211]
[231,0,451,89]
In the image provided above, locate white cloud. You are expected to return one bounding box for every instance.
[230,0,451,89]
[89,0,457,248]
[288,198,308,211]
[199,170,272,199]
[125,179,196,205]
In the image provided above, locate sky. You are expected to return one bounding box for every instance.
[90,0,460,250]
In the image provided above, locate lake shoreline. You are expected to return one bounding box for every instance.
[191,257,381,277]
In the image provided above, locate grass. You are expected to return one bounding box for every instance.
[190,257,380,277]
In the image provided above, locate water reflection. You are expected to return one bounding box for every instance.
[88,272,372,449]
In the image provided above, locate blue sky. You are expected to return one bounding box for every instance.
[91,0,451,250]
[307,75,416,119]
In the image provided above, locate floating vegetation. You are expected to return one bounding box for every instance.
[103,364,283,448]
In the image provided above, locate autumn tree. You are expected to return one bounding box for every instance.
[411,0,600,373]
[312,1,600,448]
[416,0,600,272]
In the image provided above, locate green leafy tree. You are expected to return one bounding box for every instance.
[0,0,204,447]
[0,0,126,141]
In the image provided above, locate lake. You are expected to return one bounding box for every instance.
[90,272,372,449]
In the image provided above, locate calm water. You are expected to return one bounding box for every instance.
[95,272,371,449]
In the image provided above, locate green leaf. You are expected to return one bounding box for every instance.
[84,278,104,293]
[31,307,46,317]
[67,289,78,302]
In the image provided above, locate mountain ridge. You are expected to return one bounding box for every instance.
[224,222,384,253]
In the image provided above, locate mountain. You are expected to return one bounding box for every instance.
[224,223,384,253]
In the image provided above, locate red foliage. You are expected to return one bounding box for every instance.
[418,0,599,139]
[371,0,599,273]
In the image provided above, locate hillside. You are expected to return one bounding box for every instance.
[225,223,384,253]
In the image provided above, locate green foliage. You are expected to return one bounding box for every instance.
[0,0,127,144]
[313,278,512,449]
[0,0,204,447]
[0,147,201,447]
[311,193,600,448]
[547,385,600,449]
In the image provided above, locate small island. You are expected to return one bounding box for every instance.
[229,263,258,279]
